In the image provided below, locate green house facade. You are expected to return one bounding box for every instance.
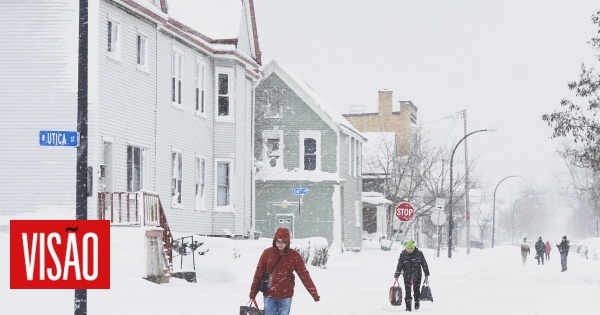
[254,60,366,251]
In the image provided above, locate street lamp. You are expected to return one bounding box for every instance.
[512,195,530,245]
[492,175,519,248]
[448,128,495,258]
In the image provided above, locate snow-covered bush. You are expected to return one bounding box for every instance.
[291,237,329,269]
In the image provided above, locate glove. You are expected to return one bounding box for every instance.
[313,295,320,302]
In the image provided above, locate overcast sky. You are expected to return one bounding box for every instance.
[253,0,600,195]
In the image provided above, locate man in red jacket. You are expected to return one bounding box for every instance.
[250,227,320,314]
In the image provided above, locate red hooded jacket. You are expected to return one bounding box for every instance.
[250,228,320,301]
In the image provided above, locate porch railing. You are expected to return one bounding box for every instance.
[98,191,173,270]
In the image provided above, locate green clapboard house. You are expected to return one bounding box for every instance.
[254,60,367,252]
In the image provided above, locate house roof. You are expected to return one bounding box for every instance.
[261,60,366,141]
[122,0,261,67]
[362,192,392,205]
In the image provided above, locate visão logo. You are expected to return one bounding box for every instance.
[10,220,110,289]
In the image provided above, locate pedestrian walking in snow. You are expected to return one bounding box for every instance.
[545,240,551,261]
[521,238,530,265]
[535,237,545,265]
[249,227,320,315]
[394,240,430,312]
[556,236,570,272]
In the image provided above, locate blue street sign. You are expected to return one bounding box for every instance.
[39,130,79,147]
[292,188,308,195]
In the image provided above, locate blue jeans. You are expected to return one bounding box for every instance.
[561,254,568,271]
[264,297,292,315]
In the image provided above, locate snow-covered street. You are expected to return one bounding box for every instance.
[2,228,599,315]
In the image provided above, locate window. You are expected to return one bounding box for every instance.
[300,131,320,171]
[356,141,361,176]
[171,47,183,107]
[136,33,148,71]
[217,161,231,207]
[171,150,183,207]
[127,145,145,192]
[195,156,206,210]
[355,201,361,227]
[265,87,284,118]
[354,139,360,177]
[263,130,283,168]
[349,137,354,176]
[107,20,121,60]
[216,68,233,119]
[195,61,206,114]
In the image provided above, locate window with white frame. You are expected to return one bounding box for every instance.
[349,137,354,176]
[216,161,231,207]
[195,156,206,210]
[107,19,121,59]
[300,131,320,171]
[195,61,206,114]
[171,150,183,207]
[263,130,283,168]
[171,47,183,107]
[127,145,145,192]
[356,140,361,176]
[216,68,233,118]
[354,139,359,177]
[355,201,361,227]
[136,33,148,70]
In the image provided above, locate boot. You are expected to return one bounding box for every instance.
[405,299,412,312]
[415,300,420,310]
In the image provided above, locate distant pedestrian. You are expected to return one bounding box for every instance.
[545,241,551,261]
[535,237,545,265]
[249,227,320,315]
[556,236,570,272]
[394,240,430,312]
[520,238,530,265]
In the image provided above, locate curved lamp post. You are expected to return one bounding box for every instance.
[492,175,519,248]
[447,128,495,258]
[512,195,530,245]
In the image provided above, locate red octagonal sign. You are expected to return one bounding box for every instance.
[395,202,415,221]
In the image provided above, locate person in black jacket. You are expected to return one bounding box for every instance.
[535,237,546,265]
[394,240,430,312]
[556,236,570,272]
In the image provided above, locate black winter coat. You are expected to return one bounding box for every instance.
[556,240,570,256]
[394,247,430,279]
[535,240,545,254]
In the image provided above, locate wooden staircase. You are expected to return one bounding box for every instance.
[98,191,173,282]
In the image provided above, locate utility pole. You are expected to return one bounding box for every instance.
[75,0,89,314]
[463,109,471,254]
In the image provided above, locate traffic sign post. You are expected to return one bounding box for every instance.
[430,209,446,258]
[395,202,415,222]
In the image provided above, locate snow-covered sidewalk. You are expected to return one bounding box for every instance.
[2,229,599,314]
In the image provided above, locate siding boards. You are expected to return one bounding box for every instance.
[0,1,78,215]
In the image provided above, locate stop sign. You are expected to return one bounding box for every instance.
[395,202,415,221]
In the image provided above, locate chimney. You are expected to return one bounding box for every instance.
[399,101,418,124]
[378,90,393,116]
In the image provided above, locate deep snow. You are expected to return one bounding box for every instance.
[2,220,600,314]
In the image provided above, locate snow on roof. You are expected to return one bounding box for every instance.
[255,162,343,182]
[262,60,365,140]
[166,0,242,40]
[132,0,168,19]
[362,192,392,205]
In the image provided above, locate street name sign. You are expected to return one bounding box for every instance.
[39,130,79,147]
